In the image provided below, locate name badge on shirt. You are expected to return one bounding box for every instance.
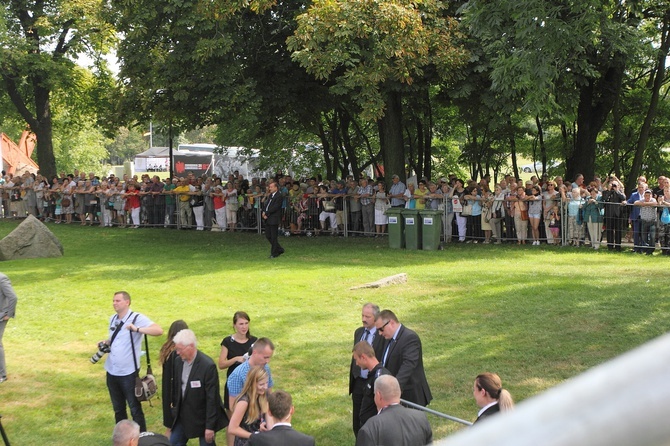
[190,380,202,388]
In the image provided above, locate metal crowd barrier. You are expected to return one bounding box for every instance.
[14,189,670,253]
[400,398,473,426]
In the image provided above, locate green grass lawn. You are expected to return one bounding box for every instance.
[0,220,667,445]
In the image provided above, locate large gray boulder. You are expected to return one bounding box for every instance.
[0,215,64,260]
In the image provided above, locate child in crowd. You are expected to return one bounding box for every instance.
[547,204,561,245]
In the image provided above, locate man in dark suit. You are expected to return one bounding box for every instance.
[248,390,315,446]
[167,329,228,446]
[375,310,432,407]
[349,303,386,436]
[262,180,284,258]
[356,375,432,446]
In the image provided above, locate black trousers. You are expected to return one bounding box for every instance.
[351,377,366,436]
[265,224,283,257]
[605,216,623,250]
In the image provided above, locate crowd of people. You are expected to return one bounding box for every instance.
[5,167,668,252]
[101,293,515,445]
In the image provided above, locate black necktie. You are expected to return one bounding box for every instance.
[362,329,370,343]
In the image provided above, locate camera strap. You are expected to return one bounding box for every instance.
[108,311,132,347]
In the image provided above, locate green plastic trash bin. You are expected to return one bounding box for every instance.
[420,210,443,250]
[386,208,405,249]
[402,209,422,250]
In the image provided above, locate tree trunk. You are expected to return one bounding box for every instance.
[566,61,625,183]
[378,90,405,185]
[33,84,57,179]
[339,108,356,178]
[420,89,433,179]
[611,90,622,178]
[507,117,519,180]
[3,72,57,178]
[535,115,547,176]
[627,18,670,192]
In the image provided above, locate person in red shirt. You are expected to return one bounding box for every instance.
[212,178,227,231]
[124,183,141,228]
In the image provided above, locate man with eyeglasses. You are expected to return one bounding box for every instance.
[374,310,432,407]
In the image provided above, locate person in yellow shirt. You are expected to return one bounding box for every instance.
[173,178,193,229]
[413,181,428,210]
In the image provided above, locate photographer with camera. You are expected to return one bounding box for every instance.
[99,291,163,432]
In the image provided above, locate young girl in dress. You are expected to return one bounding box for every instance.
[229,366,269,446]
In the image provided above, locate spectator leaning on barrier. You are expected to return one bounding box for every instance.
[348,179,362,235]
[163,178,176,227]
[388,174,406,208]
[627,182,647,253]
[601,176,627,251]
[583,186,604,250]
[635,189,658,255]
[358,178,374,236]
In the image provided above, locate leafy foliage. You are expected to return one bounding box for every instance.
[288,0,466,121]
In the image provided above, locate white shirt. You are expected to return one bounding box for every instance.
[104,311,153,376]
[478,401,499,418]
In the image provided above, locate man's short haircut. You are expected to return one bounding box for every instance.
[363,303,380,318]
[114,291,131,303]
[267,390,292,420]
[252,337,275,352]
[353,341,375,358]
[375,375,401,401]
[379,309,398,323]
[113,419,140,445]
[173,329,197,348]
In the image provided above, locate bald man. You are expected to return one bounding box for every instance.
[355,375,432,446]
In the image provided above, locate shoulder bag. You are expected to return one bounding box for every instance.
[130,315,158,404]
[519,202,528,221]
[461,199,473,216]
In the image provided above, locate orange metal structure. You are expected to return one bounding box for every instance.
[0,131,39,175]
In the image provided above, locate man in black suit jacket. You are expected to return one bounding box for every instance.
[375,310,432,407]
[248,390,315,446]
[353,340,391,429]
[167,329,228,445]
[262,181,284,258]
[356,375,432,446]
[349,303,386,436]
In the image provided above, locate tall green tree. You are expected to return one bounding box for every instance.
[288,0,466,182]
[460,0,645,182]
[0,0,115,178]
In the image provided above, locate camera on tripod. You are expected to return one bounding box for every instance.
[90,341,111,364]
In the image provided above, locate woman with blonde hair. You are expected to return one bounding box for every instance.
[473,372,514,423]
[229,366,269,446]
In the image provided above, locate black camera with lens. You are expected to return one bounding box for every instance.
[90,341,111,364]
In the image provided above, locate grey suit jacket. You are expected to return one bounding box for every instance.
[0,274,17,319]
[355,404,432,446]
[248,425,315,446]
